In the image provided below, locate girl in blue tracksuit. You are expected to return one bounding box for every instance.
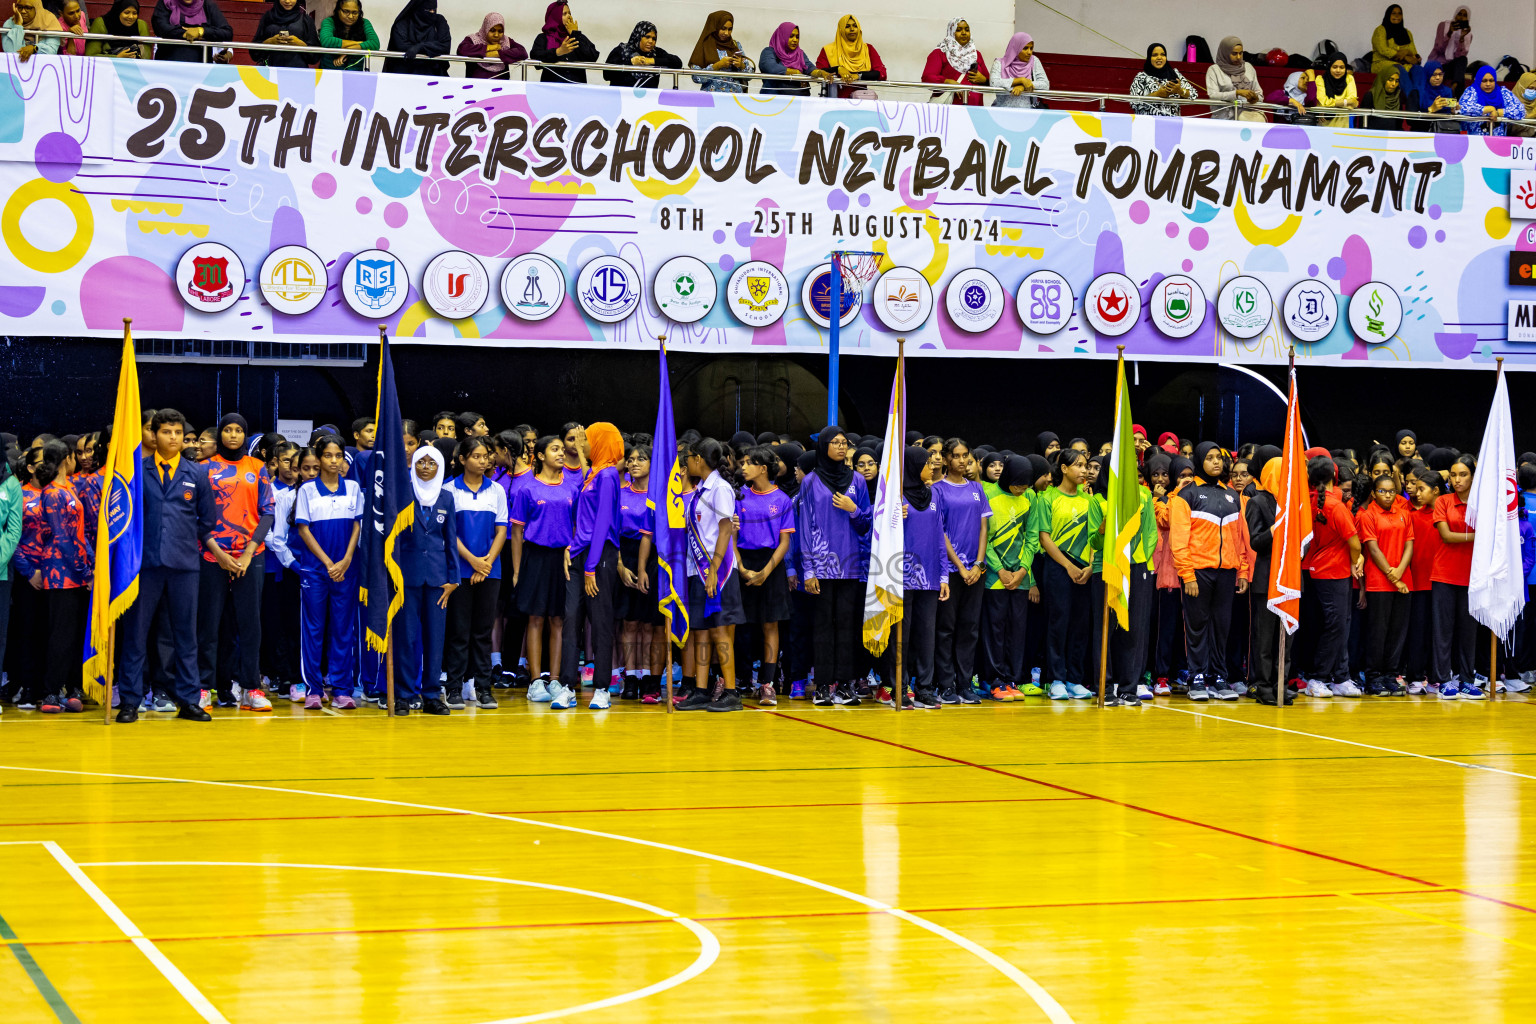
[444,436,507,710]
[262,440,305,702]
[292,434,363,710]
[396,445,460,715]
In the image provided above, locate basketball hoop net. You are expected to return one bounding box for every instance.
[830,250,885,295]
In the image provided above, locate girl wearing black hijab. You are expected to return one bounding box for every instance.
[794,425,872,706]
[253,0,319,68]
[381,0,449,76]
[1036,431,1060,457]
[895,446,948,708]
[981,455,1036,700]
[604,20,684,88]
[1129,42,1195,115]
[199,413,277,711]
[1394,429,1418,460]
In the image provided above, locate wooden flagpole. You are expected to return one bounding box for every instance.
[893,338,905,711]
[1277,349,1295,709]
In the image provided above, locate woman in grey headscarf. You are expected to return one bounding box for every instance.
[1205,35,1265,120]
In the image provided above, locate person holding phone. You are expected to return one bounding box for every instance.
[87,0,152,58]
[254,0,319,68]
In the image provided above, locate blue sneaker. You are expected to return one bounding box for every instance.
[1440,682,1460,700]
[150,695,176,713]
[1049,681,1069,700]
[956,686,980,705]
[1066,683,1093,699]
[790,680,806,699]
[1461,682,1487,700]
[1030,667,1042,686]
[550,685,577,710]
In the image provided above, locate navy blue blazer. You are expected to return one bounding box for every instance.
[398,492,461,589]
[141,453,217,573]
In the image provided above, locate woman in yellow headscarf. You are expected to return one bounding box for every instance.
[815,14,886,98]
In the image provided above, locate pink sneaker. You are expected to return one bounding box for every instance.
[641,692,659,704]
[332,694,357,710]
[289,684,305,703]
[304,693,323,709]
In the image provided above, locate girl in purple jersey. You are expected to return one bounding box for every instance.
[932,437,990,704]
[617,444,664,702]
[509,435,576,699]
[897,445,951,709]
[795,425,872,707]
[736,446,795,706]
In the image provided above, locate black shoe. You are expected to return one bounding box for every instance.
[621,681,639,701]
[913,689,942,709]
[392,701,411,716]
[1116,694,1142,706]
[115,706,140,723]
[476,688,499,709]
[216,690,238,708]
[176,704,212,722]
[812,684,834,707]
[492,667,515,689]
[706,687,743,712]
[956,686,980,705]
[677,687,712,711]
[421,697,451,715]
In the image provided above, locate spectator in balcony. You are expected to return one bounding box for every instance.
[1372,5,1420,74]
[1362,64,1412,130]
[1416,60,1461,129]
[254,0,319,68]
[1459,62,1523,134]
[990,31,1047,109]
[1510,71,1536,136]
[380,0,448,76]
[457,13,525,79]
[87,0,152,58]
[3,0,62,61]
[922,18,988,106]
[758,22,826,95]
[603,21,681,89]
[1206,36,1265,121]
[816,15,886,99]
[1129,42,1195,116]
[530,2,597,84]
[1427,4,1471,92]
[689,10,748,93]
[151,0,231,61]
[1291,52,1358,127]
[318,0,377,70]
[56,0,87,54]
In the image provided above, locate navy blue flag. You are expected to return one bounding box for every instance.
[362,331,412,652]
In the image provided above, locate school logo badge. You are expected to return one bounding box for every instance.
[1083,272,1141,337]
[1508,300,1536,341]
[342,249,409,319]
[653,255,717,324]
[872,266,933,330]
[1216,275,1273,339]
[500,253,566,322]
[423,250,490,319]
[1016,269,1073,335]
[176,242,244,313]
[1282,279,1338,342]
[259,245,325,315]
[1149,274,1207,339]
[944,268,1005,333]
[577,255,642,323]
[800,262,863,329]
[726,260,789,328]
[1347,281,1402,344]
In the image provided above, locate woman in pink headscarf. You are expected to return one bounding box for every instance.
[990,31,1048,108]
[457,12,526,79]
[530,1,597,84]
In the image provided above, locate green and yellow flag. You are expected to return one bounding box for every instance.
[1103,352,1141,630]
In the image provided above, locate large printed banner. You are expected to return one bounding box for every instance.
[4,54,1536,367]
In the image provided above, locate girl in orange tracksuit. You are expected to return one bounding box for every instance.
[1169,442,1254,701]
[1149,454,1189,694]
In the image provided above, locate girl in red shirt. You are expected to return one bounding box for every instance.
[1301,457,1362,697]
[1356,474,1413,694]
[1430,455,1483,699]
[1404,466,1446,692]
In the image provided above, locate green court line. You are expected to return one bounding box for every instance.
[0,911,82,1024]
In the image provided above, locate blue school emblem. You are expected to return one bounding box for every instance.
[354,259,395,309]
[342,249,410,319]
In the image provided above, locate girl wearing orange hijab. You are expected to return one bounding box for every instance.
[556,422,625,710]
[816,14,886,98]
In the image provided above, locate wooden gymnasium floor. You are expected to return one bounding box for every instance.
[1,692,1533,1023]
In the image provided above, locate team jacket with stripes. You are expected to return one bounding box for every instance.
[1169,476,1254,583]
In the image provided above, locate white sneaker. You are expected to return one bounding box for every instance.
[198,689,212,709]
[1406,679,1428,695]
[527,678,552,702]
[240,689,273,711]
[1136,683,1154,699]
[461,680,477,703]
[1304,680,1332,697]
[1520,671,1536,685]
[589,688,611,710]
[1503,676,1532,693]
[1331,680,1363,698]
[550,686,577,710]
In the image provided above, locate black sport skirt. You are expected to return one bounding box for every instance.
[687,571,745,629]
[737,546,791,623]
[618,535,662,625]
[515,541,568,618]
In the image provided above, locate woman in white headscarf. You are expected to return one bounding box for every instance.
[394,444,460,716]
[921,17,988,105]
[1206,35,1266,121]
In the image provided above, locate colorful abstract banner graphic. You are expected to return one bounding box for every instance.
[3,55,1535,367]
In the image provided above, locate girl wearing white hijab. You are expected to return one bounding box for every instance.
[1206,35,1265,120]
[921,18,988,105]
[393,445,461,715]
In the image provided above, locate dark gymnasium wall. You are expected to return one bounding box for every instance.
[2,334,1530,457]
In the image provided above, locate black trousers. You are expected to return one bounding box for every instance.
[1039,559,1090,686]
[260,569,301,686]
[812,578,863,684]
[881,587,938,692]
[1154,587,1186,677]
[1364,590,1410,686]
[785,590,814,684]
[0,576,12,699]
[445,575,501,688]
[197,553,264,694]
[1110,565,1155,696]
[1431,581,1476,684]
[1182,568,1236,682]
[5,575,40,700]
[935,570,985,693]
[1404,589,1433,681]
[982,586,1030,685]
[1308,577,1352,684]
[119,567,200,706]
[1248,584,1295,695]
[560,545,619,688]
[1226,586,1251,683]
[1515,583,1536,675]
[39,587,88,701]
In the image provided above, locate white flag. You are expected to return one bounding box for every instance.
[862,358,905,655]
[1467,369,1526,641]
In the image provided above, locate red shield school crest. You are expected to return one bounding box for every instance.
[189,257,233,302]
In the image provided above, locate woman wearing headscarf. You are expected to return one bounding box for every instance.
[1035,431,1060,457]
[395,445,459,715]
[922,18,988,106]
[1372,5,1420,74]
[528,1,596,83]
[150,0,230,61]
[1363,64,1411,131]
[457,12,526,79]
[604,20,681,88]
[87,0,151,58]
[894,446,948,709]
[816,14,886,99]
[979,455,1035,701]
[1427,4,1471,92]
[254,0,320,69]
[559,423,624,711]
[794,425,872,707]
[3,0,61,61]
[1290,52,1358,127]
[380,0,448,76]
[689,10,748,93]
[1205,36,1264,121]
[991,31,1048,108]
[1459,63,1524,134]
[55,0,88,56]
[759,22,826,95]
[1130,42,1195,115]
[317,0,377,70]
[1510,71,1536,136]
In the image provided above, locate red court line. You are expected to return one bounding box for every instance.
[0,795,1088,831]
[762,711,1536,917]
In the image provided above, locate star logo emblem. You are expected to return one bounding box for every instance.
[675,275,694,297]
[1098,288,1128,322]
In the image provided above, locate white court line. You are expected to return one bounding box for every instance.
[0,765,1075,1024]
[77,861,719,1024]
[1146,704,1536,781]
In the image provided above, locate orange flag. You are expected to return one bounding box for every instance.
[1266,365,1313,634]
